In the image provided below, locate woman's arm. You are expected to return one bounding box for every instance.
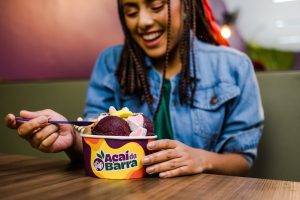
[142,139,249,178]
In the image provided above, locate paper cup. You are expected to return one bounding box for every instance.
[81,134,157,179]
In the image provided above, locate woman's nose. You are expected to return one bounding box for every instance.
[138,10,154,29]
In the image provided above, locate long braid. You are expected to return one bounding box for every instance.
[179,16,190,104]
[190,0,197,107]
[128,42,154,114]
[185,0,192,104]
[153,0,171,119]
[179,0,191,105]
[178,29,186,104]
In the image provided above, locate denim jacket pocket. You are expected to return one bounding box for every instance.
[191,82,240,150]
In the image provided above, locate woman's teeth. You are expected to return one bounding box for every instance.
[142,32,162,41]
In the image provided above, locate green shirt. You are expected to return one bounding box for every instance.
[153,79,173,139]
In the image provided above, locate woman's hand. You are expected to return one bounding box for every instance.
[5,109,77,153]
[142,139,211,178]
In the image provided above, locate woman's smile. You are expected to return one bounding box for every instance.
[123,0,183,59]
[140,31,164,48]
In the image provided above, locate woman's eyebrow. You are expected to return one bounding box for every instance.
[122,2,137,8]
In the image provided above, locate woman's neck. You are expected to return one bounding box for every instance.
[153,47,182,79]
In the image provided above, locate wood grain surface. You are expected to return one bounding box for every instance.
[0,154,299,200]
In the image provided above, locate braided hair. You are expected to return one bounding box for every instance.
[116,0,224,119]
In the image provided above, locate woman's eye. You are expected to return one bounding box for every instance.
[126,11,137,17]
[124,8,138,17]
[151,1,164,10]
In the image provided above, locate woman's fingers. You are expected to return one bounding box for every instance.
[143,140,207,177]
[5,109,74,153]
[38,132,59,152]
[17,116,48,139]
[143,148,181,165]
[5,109,59,131]
[145,157,186,174]
[20,109,50,117]
[143,139,179,165]
[159,166,191,178]
[144,151,206,177]
[29,124,59,148]
[147,139,177,151]
[5,113,18,129]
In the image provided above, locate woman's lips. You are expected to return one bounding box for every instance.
[140,31,164,48]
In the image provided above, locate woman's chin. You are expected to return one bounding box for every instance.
[144,50,167,60]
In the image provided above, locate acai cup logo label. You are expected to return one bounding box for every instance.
[82,136,150,179]
[94,150,138,171]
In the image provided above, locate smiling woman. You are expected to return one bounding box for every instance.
[5,0,264,179]
[0,0,123,81]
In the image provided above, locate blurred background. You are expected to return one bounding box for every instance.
[0,0,299,81]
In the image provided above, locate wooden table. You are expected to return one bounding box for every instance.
[0,154,299,200]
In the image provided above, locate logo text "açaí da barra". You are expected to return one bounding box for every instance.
[94,150,138,171]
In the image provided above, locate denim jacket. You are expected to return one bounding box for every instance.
[83,39,264,167]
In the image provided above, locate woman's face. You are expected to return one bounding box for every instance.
[121,0,183,59]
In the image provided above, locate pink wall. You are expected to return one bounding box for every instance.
[0,0,123,81]
[1,0,298,82]
[0,0,247,82]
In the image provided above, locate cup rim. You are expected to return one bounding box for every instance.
[80,133,157,140]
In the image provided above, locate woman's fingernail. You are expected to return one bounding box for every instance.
[20,110,30,115]
[146,167,154,174]
[147,142,155,149]
[143,157,150,164]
